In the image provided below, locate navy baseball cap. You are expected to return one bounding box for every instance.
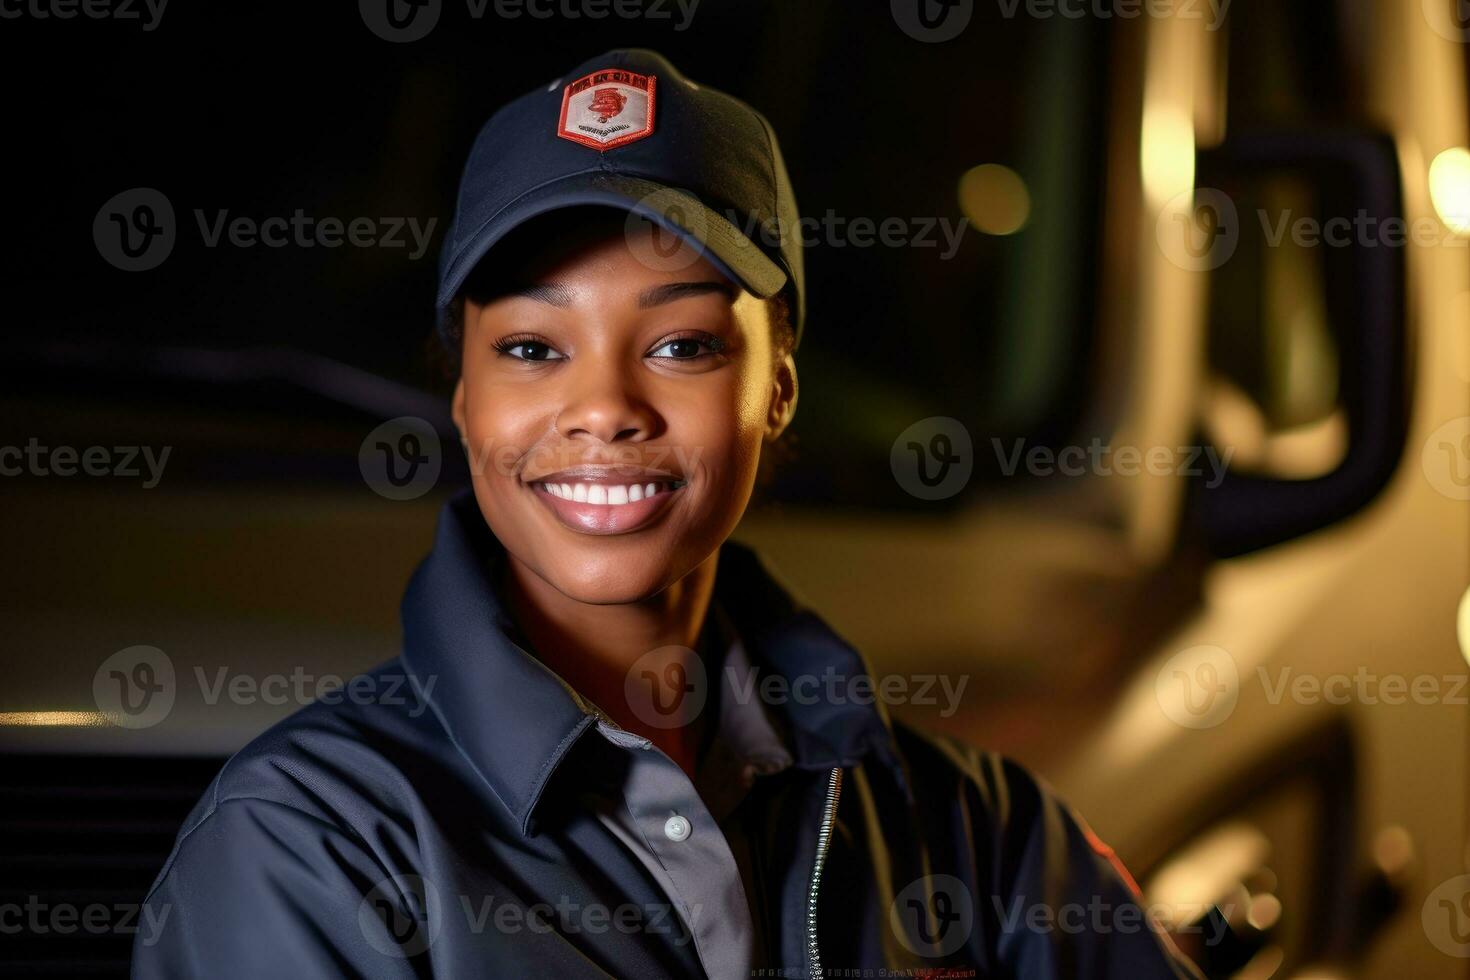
[437,48,805,347]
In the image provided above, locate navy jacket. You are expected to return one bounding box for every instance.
[133,491,1200,979]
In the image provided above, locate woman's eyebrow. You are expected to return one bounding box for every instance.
[503,283,575,307]
[636,281,737,308]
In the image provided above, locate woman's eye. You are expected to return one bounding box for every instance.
[648,337,715,360]
[499,341,565,361]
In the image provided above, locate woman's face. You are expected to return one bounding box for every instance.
[452,219,797,604]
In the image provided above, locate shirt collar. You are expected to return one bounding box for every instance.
[400,490,908,837]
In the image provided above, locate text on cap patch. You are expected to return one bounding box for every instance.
[557,69,657,150]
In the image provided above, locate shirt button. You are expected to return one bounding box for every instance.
[663,814,692,842]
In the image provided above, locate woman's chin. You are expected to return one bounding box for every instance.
[533,552,692,606]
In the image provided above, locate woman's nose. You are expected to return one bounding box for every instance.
[556,361,660,444]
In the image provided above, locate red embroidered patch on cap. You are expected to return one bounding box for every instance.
[557,69,657,150]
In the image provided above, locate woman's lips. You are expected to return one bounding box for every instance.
[529,478,683,535]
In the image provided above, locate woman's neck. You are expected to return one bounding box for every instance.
[499,551,719,777]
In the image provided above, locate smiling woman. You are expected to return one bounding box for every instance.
[451,207,796,597]
[131,48,1199,980]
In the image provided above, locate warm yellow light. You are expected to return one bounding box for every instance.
[1140,103,1196,208]
[1430,147,1470,235]
[957,164,1031,236]
[1459,585,1470,668]
[0,711,112,727]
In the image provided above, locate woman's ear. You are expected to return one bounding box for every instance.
[451,376,468,449]
[766,352,798,440]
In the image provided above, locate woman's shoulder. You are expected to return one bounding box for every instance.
[891,720,1054,809]
[149,659,458,882]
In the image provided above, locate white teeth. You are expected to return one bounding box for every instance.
[544,481,675,504]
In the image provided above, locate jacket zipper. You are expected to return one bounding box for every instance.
[805,767,844,980]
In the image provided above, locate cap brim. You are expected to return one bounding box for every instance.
[437,171,788,312]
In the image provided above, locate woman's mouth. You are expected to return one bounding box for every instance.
[528,476,686,535]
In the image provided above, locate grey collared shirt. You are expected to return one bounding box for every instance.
[573,604,794,980]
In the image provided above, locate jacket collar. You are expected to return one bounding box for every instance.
[400,490,907,836]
